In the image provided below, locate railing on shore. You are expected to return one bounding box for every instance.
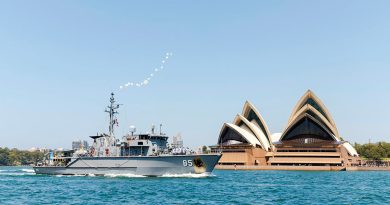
[359,160,390,167]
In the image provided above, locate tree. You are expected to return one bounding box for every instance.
[0,147,46,166]
[202,146,210,154]
[379,142,390,158]
[0,148,10,165]
[354,142,388,160]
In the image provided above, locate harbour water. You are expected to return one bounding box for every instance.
[1,167,389,204]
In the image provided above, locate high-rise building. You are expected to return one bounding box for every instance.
[72,140,89,150]
[172,133,184,148]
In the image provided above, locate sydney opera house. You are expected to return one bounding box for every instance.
[213,90,361,168]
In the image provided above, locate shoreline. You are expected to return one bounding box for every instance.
[216,165,390,171]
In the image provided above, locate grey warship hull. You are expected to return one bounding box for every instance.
[33,154,221,176]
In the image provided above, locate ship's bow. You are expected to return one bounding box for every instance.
[196,154,222,173]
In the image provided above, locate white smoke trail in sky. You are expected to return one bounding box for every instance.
[119,52,173,90]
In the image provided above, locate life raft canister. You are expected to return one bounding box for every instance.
[90,147,95,156]
[105,148,109,155]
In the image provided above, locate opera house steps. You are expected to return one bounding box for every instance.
[272,152,341,157]
[213,90,362,170]
[268,157,343,165]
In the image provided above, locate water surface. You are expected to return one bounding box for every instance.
[0,167,389,204]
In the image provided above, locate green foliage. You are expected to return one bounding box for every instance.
[0,148,10,165]
[0,147,45,166]
[354,142,390,160]
[202,146,210,154]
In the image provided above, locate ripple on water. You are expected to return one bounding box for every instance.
[0,167,389,204]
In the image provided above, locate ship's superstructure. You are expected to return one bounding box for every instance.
[33,93,221,176]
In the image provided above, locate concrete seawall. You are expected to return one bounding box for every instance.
[346,166,390,171]
[216,165,390,171]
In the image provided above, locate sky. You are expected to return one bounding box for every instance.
[1,1,390,149]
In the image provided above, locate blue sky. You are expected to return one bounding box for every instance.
[1,1,390,149]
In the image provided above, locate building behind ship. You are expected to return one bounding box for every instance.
[72,140,89,150]
[172,133,184,148]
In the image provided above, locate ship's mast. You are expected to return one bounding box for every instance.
[105,92,120,138]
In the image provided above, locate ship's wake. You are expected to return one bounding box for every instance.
[53,173,147,178]
[52,173,215,178]
[0,168,35,176]
[102,173,214,178]
[104,173,147,178]
[159,173,215,178]
[21,168,35,173]
[1,169,215,178]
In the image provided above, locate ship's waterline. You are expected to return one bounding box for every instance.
[34,155,221,176]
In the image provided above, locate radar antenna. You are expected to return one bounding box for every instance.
[105,92,120,138]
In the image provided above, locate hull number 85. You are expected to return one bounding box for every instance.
[183,160,193,167]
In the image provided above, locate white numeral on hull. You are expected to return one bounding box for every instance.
[183,160,193,167]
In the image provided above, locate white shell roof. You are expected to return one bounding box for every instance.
[221,123,261,147]
[343,142,359,157]
[234,114,271,150]
[271,133,282,143]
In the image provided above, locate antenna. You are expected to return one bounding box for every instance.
[129,125,136,136]
[159,124,163,135]
[104,92,120,138]
[151,124,155,134]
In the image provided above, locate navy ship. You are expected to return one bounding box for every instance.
[33,93,221,176]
